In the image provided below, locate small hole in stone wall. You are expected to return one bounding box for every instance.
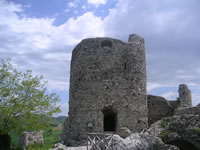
[124,62,127,69]
[101,40,112,48]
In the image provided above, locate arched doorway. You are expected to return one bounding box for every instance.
[102,109,117,132]
[167,140,197,150]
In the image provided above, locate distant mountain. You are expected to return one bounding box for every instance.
[53,116,67,125]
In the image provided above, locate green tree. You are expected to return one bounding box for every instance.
[0,59,61,149]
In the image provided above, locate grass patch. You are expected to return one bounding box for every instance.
[9,116,65,150]
[27,127,62,150]
[27,126,62,150]
[10,125,62,150]
[43,127,62,145]
[192,128,200,133]
[27,144,51,150]
[10,132,20,148]
[160,121,168,128]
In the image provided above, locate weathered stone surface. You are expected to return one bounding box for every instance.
[19,131,43,146]
[178,84,192,107]
[61,117,69,143]
[49,143,88,150]
[147,114,200,150]
[63,34,148,145]
[147,84,194,126]
[93,133,178,150]
[174,106,200,115]
[117,127,132,138]
[50,143,68,150]
[61,33,198,149]
[66,146,88,150]
[147,95,175,125]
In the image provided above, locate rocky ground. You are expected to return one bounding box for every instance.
[146,114,200,149]
[50,143,89,150]
[51,113,200,150]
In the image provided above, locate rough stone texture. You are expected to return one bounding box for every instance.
[178,84,192,107]
[118,127,132,138]
[174,106,200,115]
[147,114,200,150]
[50,143,88,150]
[147,83,193,126]
[19,131,43,146]
[50,143,68,150]
[63,34,148,145]
[66,147,88,150]
[147,95,175,125]
[62,33,197,148]
[61,117,69,143]
[93,133,179,150]
[168,101,179,110]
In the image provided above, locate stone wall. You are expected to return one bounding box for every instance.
[147,83,193,126]
[19,131,43,146]
[147,95,176,125]
[63,34,148,145]
[168,101,179,110]
[174,106,200,115]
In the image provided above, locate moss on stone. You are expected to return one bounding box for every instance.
[159,130,170,142]
[192,128,200,133]
[160,121,168,128]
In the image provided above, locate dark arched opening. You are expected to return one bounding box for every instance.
[167,140,197,150]
[102,109,117,132]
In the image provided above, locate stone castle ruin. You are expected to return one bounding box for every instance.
[19,131,43,147]
[62,34,194,146]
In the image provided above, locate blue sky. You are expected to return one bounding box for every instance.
[0,0,200,116]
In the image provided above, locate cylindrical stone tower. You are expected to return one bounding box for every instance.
[63,34,148,145]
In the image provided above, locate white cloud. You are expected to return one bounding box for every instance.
[161,92,177,100]
[88,0,107,7]
[1,0,200,115]
[0,1,104,92]
[67,2,76,8]
[0,0,23,13]
[42,53,71,61]
[147,82,177,92]
[65,9,70,12]
[147,83,164,92]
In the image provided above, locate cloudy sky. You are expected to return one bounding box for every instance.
[0,0,200,116]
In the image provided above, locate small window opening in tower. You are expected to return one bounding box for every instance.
[101,40,112,48]
[167,140,197,150]
[124,62,127,69]
[102,109,117,132]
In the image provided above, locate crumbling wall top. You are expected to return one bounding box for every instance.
[178,84,192,107]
